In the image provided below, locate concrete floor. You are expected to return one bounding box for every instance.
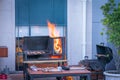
[8,74,57,80]
[7,73,81,80]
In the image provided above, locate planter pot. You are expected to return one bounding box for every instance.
[104,70,120,80]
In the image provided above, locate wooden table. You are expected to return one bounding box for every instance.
[26,68,91,80]
[23,60,68,80]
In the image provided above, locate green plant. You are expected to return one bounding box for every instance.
[101,0,120,54]
[100,28,106,44]
[101,0,120,71]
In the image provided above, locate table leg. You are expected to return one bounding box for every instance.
[80,74,91,80]
[80,76,86,80]
[86,74,91,80]
[56,77,62,80]
[23,63,28,80]
[29,76,34,80]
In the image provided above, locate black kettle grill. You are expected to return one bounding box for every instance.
[80,45,113,71]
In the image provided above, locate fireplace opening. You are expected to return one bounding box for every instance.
[23,36,66,60]
[49,37,65,59]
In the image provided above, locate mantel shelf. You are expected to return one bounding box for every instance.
[23,60,67,64]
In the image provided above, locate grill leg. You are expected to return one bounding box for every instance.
[56,77,62,80]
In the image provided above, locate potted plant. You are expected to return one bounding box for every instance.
[101,0,120,79]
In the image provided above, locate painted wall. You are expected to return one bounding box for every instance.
[67,0,92,65]
[92,0,120,59]
[92,0,107,59]
[0,0,15,71]
[92,0,120,70]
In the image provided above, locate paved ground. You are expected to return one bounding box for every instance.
[8,74,57,80]
[7,74,80,80]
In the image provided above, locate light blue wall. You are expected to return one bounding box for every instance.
[92,0,120,70]
[92,0,108,58]
[92,0,120,59]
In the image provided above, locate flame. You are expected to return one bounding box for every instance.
[47,21,62,54]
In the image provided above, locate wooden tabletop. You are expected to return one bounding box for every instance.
[27,68,91,75]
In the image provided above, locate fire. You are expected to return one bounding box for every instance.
[47,21,62,54]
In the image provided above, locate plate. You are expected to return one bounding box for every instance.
[49,68,60,72]
[42,68,62,72]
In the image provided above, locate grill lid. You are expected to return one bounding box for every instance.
[96,45,113,64]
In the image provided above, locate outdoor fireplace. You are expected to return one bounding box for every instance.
[23,36,66,61]
[22,20,66,61]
